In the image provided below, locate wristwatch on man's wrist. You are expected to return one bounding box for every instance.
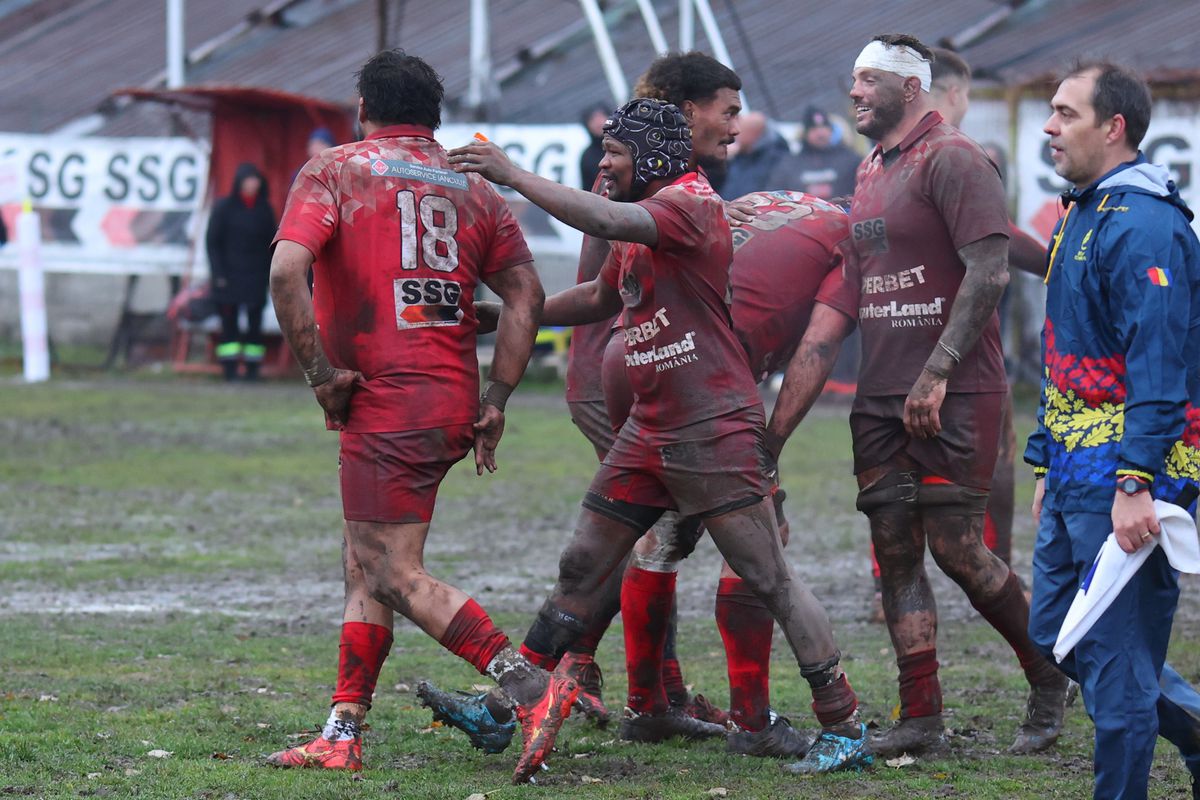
[1116,474,1151,496]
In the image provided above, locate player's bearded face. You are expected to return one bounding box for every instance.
[851,68,906,141]
[598,136,635,201]
[685,87,741,167]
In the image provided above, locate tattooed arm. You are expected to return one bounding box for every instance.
[904,233,1009,439]
[765,303,855,458]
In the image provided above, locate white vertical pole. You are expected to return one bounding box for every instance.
[691,0,748,111]
[680,0,694,50]
[467,0,492,114]
[16,201,49,383]
[634,0,669,55]
[166,0,185,89]
[579,0,629,105]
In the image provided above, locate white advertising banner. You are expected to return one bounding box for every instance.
[1015,98,1200,243]
[440,123,591,256]
[0,133,209,275]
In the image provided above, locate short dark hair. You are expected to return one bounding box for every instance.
[871,33,934,63]
[1066,59,1152,150]
[633,51,741,108]
[931,47,970,84]
[355,49,443,129]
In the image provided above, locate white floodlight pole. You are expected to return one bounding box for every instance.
[166,0,185,88]
[680,0,694,50]
[635,0,669,55]
[691,0,748,111]
[467,0,493,116]
[579,0,629,105]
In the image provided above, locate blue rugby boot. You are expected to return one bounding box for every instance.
[416,680,515,754]
[782,721,872,774]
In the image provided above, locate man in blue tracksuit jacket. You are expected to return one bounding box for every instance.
[1025,61,1200,799]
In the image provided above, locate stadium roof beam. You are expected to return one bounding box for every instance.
[579,0,629,105]
[635,0,669,55]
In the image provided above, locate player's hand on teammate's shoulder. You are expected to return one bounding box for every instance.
[315,368,361,431]
[447,139,521,187]
[724,198,759,227]
[472,404,506,475]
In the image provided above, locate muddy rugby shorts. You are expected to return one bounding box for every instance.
[849,392,1003,490]
[587,405,773,518]
[339,424,475,524]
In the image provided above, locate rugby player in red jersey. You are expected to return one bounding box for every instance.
[447,97,871,774]
[550,52,749,733]
[861,47,1049,622]
[602,189,855,759]
[263,50,580,784]
[442,196,855,759]
[768,34,1068,758]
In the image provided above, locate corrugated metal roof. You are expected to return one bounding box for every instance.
[3,0,1199,136]
[0,0,267,132]
[961,0,1200,87]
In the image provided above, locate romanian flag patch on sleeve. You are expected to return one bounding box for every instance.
[1148,266,1172,286]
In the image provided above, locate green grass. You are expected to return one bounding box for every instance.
[0,377,1198,798]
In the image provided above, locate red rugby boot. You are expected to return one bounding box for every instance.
[266,733,363,771]
[557,651,611,726]
[512,674,580,784]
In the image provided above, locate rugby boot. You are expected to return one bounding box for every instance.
[512,674,580,784]
[265,732,363,771]
[727,712,812,759]
[416,680,515,754]
[618,706,727,743]
[1009,671,1070,754]
[677,693,731,727]
[868,714,946,758]
[782,721,872,774]
[556,652,611,727]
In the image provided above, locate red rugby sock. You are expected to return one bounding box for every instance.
[971,571,1060,685]
[331,621,394,708]
[517,642,557,671]
[439,599,511,675]
[983,512,998,552]
[569,621,606,658]
[897,648,942,718]
[716,577,773,731]
[621,566,675,714]
[661,601,689,705]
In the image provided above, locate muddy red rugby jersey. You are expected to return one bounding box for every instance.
[275,125,533,433]
[600,172,760,430]
[820,112,1009,396]
[728,190,851,380]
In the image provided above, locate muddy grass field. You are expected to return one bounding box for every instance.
[2,377,1199,799]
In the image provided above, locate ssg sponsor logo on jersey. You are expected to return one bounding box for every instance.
[394,278,464,329]
[852,216,888,255]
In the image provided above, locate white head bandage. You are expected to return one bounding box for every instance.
[854,40,932,92]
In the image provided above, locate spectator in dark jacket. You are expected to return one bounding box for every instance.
[768,106,861,200]
[206,162,276,381]
[717,111,790,197]
[578,103,609,189]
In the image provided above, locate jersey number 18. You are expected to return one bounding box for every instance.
[397,190,459,272]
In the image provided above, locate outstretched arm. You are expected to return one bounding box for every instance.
[448,141,658,246]
[473,261,545,474]
[765,303,855,457]
[269,240,360,428]
[904,233,1009,439]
